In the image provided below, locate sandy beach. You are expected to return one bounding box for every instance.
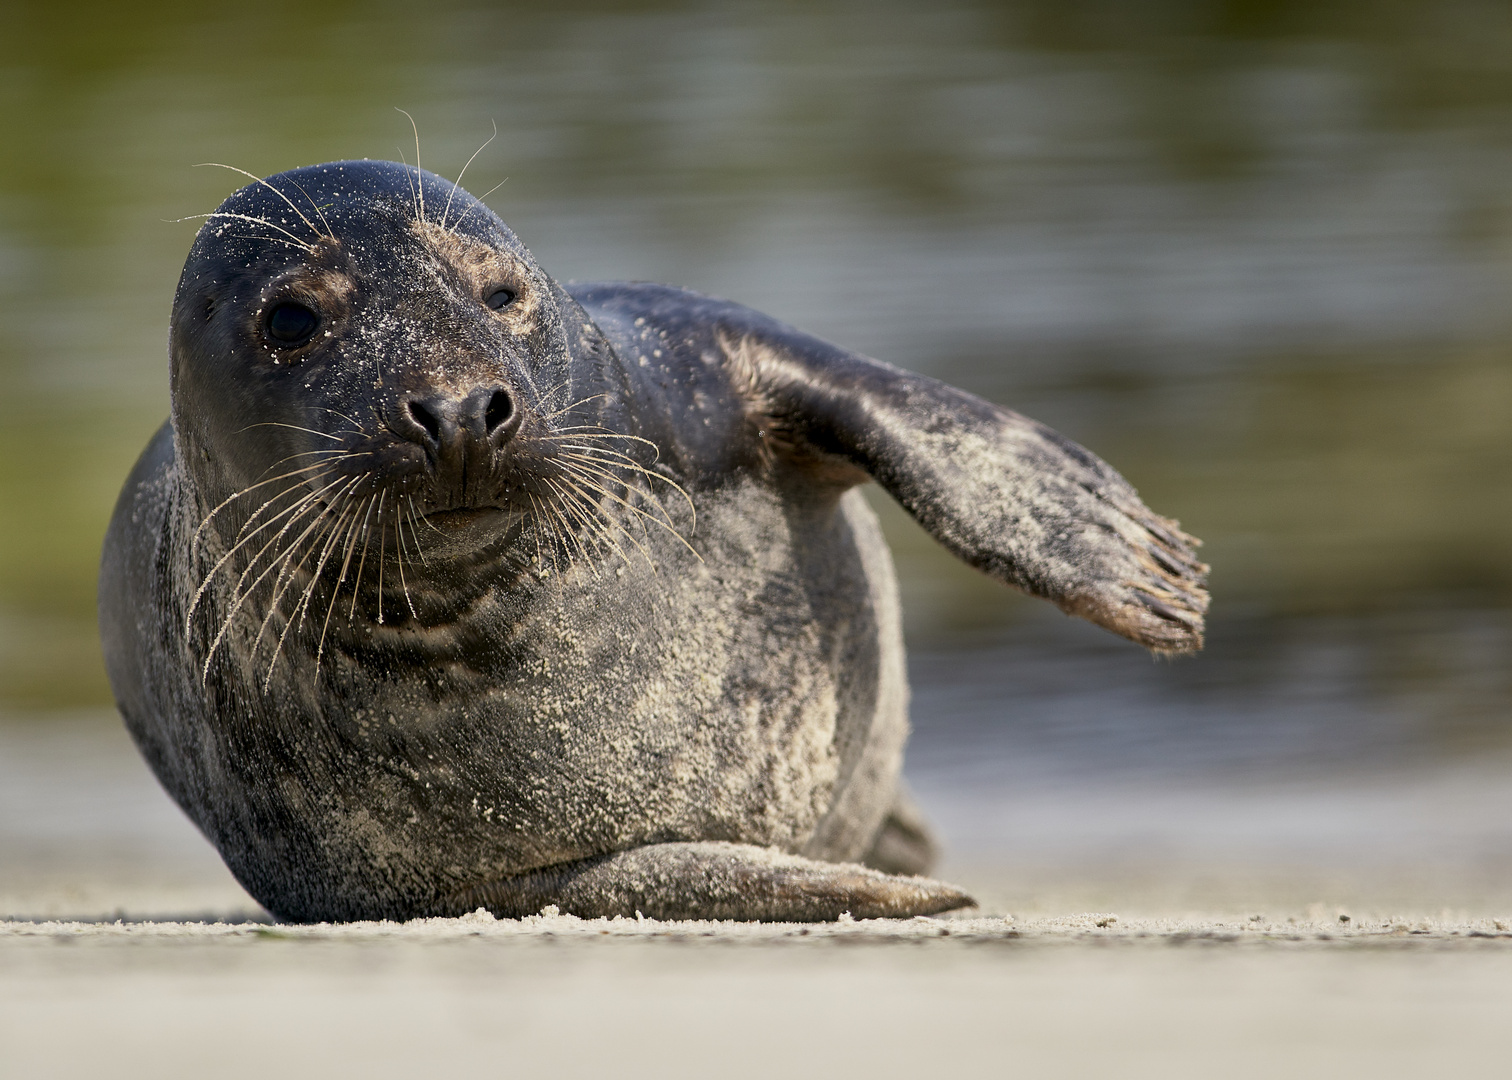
[5,907,1512,1079]
[4,715,1512,1079]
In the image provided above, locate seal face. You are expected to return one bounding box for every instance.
[100,161,1208,922]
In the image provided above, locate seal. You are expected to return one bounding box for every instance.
[99,161,1208,922]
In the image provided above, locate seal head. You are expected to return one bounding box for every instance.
[170,162,616,572]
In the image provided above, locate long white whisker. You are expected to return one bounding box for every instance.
[447,177,508,232]
[543,479,598,571]
[190,457,347,556]
[235,421,345,441]
[442,119,497,231]
[194,163,328,242]
[285,176,335,242]
[556,450,697,532]
[199,476,360,680]
[544,393,611,419]
[397,109,426,223]
[348,494,378,622]
[186,472,344,636]
[393,495,419,620]
[258,485,365,690]
[315,489,372,673]
[556,458,674,536]
[375,490,389,624]
[553,475,641,569]
[172,211,311,250]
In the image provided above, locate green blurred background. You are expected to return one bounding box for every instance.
[1,0,1510,767]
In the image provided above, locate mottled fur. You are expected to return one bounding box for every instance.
[100,161,1205,923]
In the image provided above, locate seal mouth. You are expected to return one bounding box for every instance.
[423,507,507,531]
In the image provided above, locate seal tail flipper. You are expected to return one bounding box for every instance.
[447,842,974,921]
[860,782,941,877]
[716,320,1210,654]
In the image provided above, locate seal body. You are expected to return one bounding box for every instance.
[100,162,1207,922]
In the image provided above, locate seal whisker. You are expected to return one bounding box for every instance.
[555,469,686,570]
[543,439,696,528]
[285,177,336,243]
[414,506,447,535]
[348,494,379,623]
[543,393,611,419]
[198,476,361,681]
[392,496,420,620]
[523,491,548,574]
[229,455,374,544]
[185,470,347,637]
[554,446,676,498]
[220,233,313,251]
[396,109,426,223]
[263,448,360,467]
[259,494,362,692]
[374,490,389,624]
[542,496,573,578]
[193,163,331,243]
[445,177,507,233]
[551,472,657,570]
[553,476,633,572]
[404,496,430,565]
[314,485,373,675]
[543,431,668,468]
[235,422,346,442]
[533,377,573,411]
[524,490,566,581]
[190,457,349,557]
[556,455,699,556]
[172,211,313,251]
[540,479,595,570]
[551,476,637,569]
[312,406,367,431]
[555,456,677,538]
[236,475,358,617]
[222,478,341,580]
[295,489,365,632]
[441,120,497,232]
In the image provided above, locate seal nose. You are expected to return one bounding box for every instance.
[395,386,520,498]
[400,386,519,450]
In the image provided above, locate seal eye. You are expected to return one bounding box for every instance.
[485,288,516,311]
[266,302,319,344]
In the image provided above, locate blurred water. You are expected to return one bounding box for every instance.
[1,0,1511,864]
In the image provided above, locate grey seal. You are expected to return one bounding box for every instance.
[99,161,1208,922]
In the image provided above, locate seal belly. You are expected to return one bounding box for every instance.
[162,475,900,919]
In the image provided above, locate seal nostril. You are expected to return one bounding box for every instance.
[408,399,442,443]
[485,390,514,434]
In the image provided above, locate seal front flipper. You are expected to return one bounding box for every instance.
[447,842,974,921]
[708,308,1209,654]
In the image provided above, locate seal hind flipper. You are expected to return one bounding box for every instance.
[860,783,940,877]
[447,842,974,921]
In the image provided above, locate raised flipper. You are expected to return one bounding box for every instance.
[712,310,1209,654]
[447,842,973,921]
